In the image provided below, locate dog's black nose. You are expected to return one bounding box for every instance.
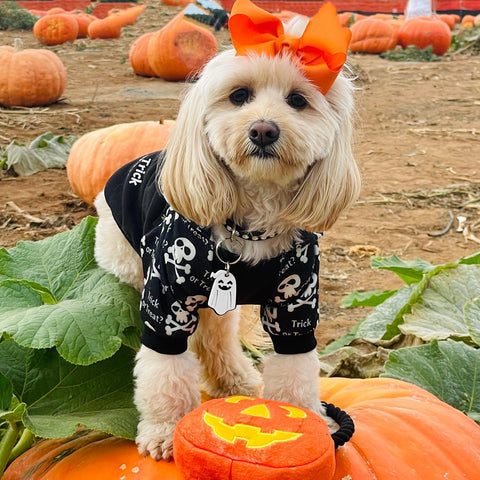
[248,121,280,147]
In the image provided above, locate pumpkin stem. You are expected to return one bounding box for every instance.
[8,428,34,464]
[13,38,24,53]
[0,421,19,477]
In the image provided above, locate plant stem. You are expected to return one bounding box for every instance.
[0,421,19,477]
[8,428,34,463]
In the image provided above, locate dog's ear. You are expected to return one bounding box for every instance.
[159,81,238,226]
[281,75,361,232]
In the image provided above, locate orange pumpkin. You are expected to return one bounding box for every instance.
[398,16,452,56]
[129,32,156,77]
[5,378,480,479]
[174,396,336,480]
[349,18,398,53]
[87,15,123,39]
[461,14,475,28]
[3,431,184,480]
[147,13,218,81]
[66,120,175,205]
[437,13,456,30]
[72,12,97,38]
[111,4,147,25]
[33,13,79,45]
[0,39,67,107]
[337,11,354,27]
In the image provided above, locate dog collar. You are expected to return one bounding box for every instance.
[224,218,279,241]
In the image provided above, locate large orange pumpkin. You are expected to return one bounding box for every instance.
[33,13,79,45]
[0,39,67,107]
[147,13,218,81]
[398,16,452,56]
[349,18,398,53]
[5,378,480,480]
[66,120,175,205]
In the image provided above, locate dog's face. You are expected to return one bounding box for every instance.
[161,46,360,232]
[202,52,340,187]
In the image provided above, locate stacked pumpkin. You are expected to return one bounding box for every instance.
[129,12,218,80]
[32,4,146,45]
[347,13,456,55]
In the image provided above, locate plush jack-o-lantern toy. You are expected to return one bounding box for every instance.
[173,396,342,480]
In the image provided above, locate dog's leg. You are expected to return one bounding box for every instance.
[94,190,144,292]
[134,345,201,461]
[262,349,339,432]
[190,307,263,398]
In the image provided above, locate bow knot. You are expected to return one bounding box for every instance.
[228,0,351,95]
[275,34,300,54]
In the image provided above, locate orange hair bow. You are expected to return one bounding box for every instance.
[228,0,351,95]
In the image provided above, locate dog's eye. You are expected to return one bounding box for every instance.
[229,88,251,106]
[287,93,308,110]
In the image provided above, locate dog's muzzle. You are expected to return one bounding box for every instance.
[248,120,280,148]
[248,120,280,159]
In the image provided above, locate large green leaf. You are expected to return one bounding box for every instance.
[383,340,480,421]
[355,285,416,342]
[371,254,436,284]
[0,217,142,365]
[1,132,76,176]
[400,264,480,342]
[0,340,138,440]
[340,289,397,308]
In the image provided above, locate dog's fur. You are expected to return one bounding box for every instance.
[94,18,360,461]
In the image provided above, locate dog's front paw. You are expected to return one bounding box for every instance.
[309,402,339,434]
[136,419,176,461]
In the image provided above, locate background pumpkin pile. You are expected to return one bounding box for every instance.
[31,4,147,44]
[345,12,479,54]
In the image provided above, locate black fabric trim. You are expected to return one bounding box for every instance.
[141,327,188,355]
[270,333,317,354]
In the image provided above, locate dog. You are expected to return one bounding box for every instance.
[94,0,360,461]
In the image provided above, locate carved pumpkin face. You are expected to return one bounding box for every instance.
[173,396,335,480]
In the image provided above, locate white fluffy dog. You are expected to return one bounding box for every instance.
[94,0,360,461]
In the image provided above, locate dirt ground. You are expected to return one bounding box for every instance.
[1,1,480,349]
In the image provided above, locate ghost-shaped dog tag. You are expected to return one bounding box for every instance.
[208,270,237,315]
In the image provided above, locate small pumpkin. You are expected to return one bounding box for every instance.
[0,39,67,107]
[5,378,480,480]
[72,12,97,38]
[162,0,194,6]
[66,120,175,205]
[349,18,398,53]
[87,15,123,39]
[129,32,156,76]
[33,13,79,45]
[174,396,335,480]
[461,14,475,28]
[147,13,218,81]
[437,13,456,30]
[398,16,451,56]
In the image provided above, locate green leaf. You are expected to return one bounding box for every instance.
[371,254,436,284]
[355,285,416,342]
[0,373,13,411]
[401,264,480,342]
[460,251,480,265]
[464,296,480,346]
[0,217,142,365]
[383,340,480,419]
[0,340,138,440]
[2,132,76,176]
[341,289,397,308]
